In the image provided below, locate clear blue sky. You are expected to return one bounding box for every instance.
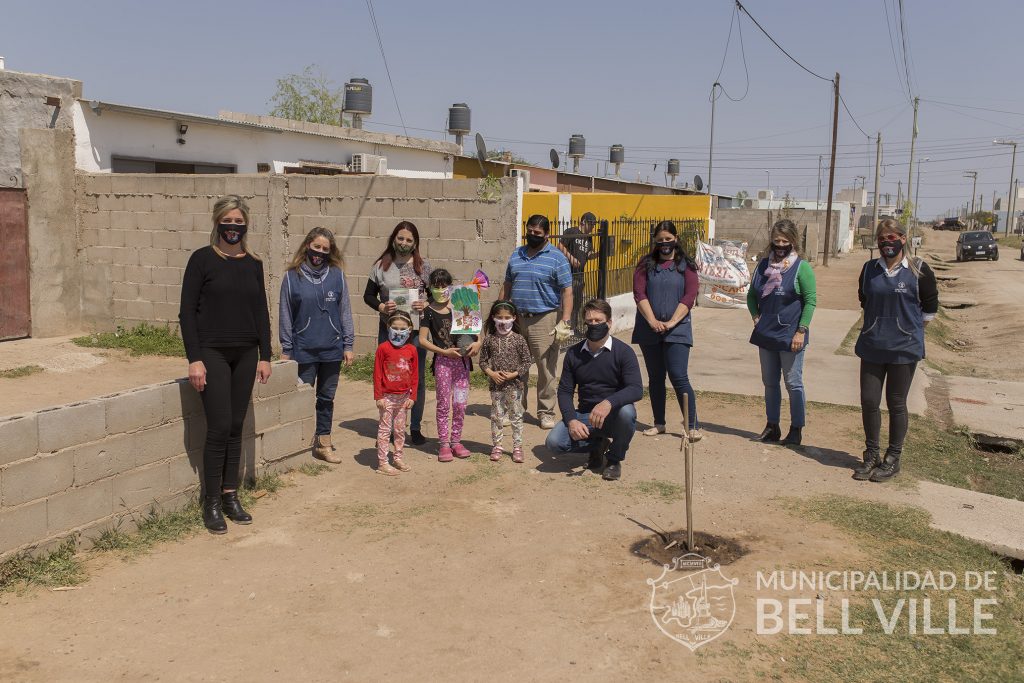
[5,0,1024,217]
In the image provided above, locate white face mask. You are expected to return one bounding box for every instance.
[388,327,411,346]
[494,318,515,335]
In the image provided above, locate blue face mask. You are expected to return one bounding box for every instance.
[389,327,411,346]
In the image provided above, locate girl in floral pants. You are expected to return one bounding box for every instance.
[479,301,533,463]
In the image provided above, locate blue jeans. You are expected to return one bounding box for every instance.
[640,342,698,429]
[378,322,427,432]
[297,361,341,435]
[545,404,637,463]
[758,347,806,427]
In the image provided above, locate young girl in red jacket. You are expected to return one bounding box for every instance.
[373,311,418,475]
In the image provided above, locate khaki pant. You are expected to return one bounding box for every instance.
[520,310,559,421]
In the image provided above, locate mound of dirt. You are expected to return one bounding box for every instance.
[631,530,748,567]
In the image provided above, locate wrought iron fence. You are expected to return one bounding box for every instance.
[519,217,707,346]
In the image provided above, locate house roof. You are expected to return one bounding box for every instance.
[79,100,460,155]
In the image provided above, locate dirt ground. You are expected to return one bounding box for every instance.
[0,384,931,682]
[0,337,183,417]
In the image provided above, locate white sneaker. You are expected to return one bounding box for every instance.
[642,424,666,436]
[540,416,556,430]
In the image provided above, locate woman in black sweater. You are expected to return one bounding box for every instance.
[179,195,272,534]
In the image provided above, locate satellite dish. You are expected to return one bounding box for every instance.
[693,175,704,192]
[475,133,488,176]
[549,148,560,169]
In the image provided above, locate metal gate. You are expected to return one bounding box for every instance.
[523,217,706,347]
[0,188,31,340]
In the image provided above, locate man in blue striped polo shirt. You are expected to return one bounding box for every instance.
[500,214,573,429]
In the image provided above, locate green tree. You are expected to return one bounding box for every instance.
[485,148,529,164]
[735,190,749,202]
[969,211,997,229]
[268,65,345,125]
[900,201,915,227]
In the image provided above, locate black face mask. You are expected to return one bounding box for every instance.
[657,242,676,256]
[307,248,328,268]
[879,240,903,258]
[772,244,793,260]
[218,223,247,245]
[585,322,609,342]
[526,233,547,249]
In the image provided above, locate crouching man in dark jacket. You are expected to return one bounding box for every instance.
[545,299,643,481]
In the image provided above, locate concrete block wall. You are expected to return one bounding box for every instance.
[75,174,520,354]
[713,208,838,262]
[0,360,315,559]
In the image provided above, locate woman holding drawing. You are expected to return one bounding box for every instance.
[363,222,432,445]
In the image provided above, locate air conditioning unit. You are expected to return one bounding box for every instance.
[757,189,774,201]
[509,168,531,189]
[351,153,387,174]
[742,199,755,209]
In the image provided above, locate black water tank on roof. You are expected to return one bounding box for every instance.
[609,144,625,164]
[448,103,471,134]
[343,78,372,115]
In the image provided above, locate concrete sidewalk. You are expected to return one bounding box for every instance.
[947,376,1024,449]
[603,306,929,416]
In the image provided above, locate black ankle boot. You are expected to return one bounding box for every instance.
[203,495,227,534]
[757,422,781,442]
[221,491,252,524]
[781,426,803,446]
[870,452,901,482]
[852,450,880,480]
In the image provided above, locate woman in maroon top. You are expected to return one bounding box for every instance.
[631,221,701,440]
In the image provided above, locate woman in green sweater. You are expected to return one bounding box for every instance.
[747,219,817,445]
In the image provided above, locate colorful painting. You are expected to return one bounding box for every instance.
[449,284,482,335]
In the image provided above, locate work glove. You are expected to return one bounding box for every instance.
[551,320,573,343]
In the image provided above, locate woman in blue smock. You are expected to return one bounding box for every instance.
[852,218,938,483]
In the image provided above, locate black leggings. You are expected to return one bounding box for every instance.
[200,345,259,494]
[860,360,917,457]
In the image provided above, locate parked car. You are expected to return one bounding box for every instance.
[956,231,999,261]
[939,217,966,231]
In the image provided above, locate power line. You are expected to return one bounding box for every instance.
[712,4,750,102]
[365,0,407,137]
[839,93,871,138]
[881,0,911,100]
[735,1,833,83]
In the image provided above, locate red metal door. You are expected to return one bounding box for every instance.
[0,188,31,340]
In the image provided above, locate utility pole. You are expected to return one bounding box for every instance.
[906,96,920,236]
[897,180,903,212]
[708,83,718,196]
[823,72,840,266]
[871,133,882,234]
[994,139,1018,236]
[914,157,929,229]
[963,171,978,228]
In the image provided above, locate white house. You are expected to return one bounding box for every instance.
[73,101,460,178]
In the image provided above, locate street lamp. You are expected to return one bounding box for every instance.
[994,139,1018,235]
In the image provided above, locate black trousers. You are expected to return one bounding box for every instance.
[860,360,917,457]
[199,345,259,494]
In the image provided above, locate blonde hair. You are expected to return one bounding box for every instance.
[209,195,260,260]
[287,227,344,271]
[770,219,801,255]
[875,217,921,276]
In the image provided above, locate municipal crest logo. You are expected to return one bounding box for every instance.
[326,290,337,302]
[647,553,738,651]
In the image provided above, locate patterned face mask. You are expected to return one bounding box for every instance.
[494,318,515,335]
[388,327,411,346]
[430,287,450,303]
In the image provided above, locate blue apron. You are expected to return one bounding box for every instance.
[284,268,347,363]
[631,261,693,346]
[854,261,925,364]
[749,258,808,352]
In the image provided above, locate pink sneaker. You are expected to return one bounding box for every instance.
[489,446,503,462]
[512,447,524,463]
[438,445,454,462]
[452,443,472,459]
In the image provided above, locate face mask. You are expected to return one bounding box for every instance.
[585,321,609,342]
[772,244,793,260]
[394,241,414,255]
[657,242,676,256]
[494,319,515,335]
[218,223,247,245]
[388,327,410,346]
[525,233,547,249]
[879,239,903,259]
[306,248,328,268]
[430,287,450,303]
